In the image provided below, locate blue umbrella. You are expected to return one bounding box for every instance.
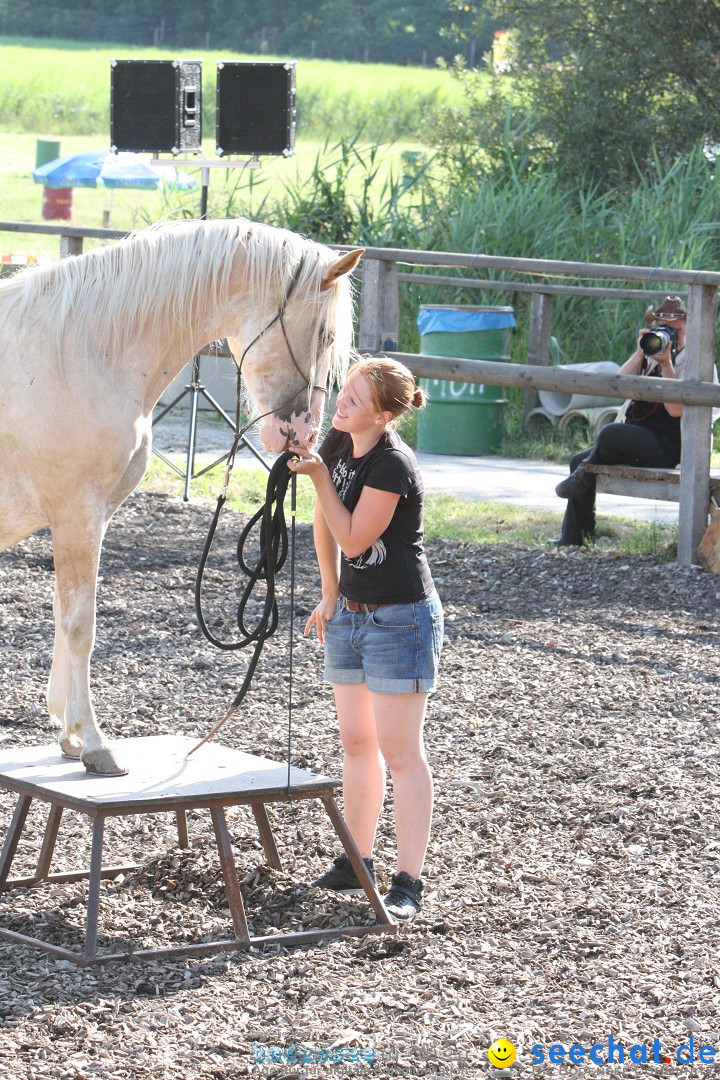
[32,150,195,191]
[102,154,196,191]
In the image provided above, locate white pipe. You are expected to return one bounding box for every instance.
[539,362,621,415]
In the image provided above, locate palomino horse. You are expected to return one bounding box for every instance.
[0,219,362,776]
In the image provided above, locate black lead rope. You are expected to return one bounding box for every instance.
[286,474,302,828]
[186,250,317,833]
[187,451,296,758]
[287,473,297,791]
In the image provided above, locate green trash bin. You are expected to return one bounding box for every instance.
[416,305,515,455]
[35,139,61,168]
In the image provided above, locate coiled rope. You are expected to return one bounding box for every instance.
[187,451,297,758]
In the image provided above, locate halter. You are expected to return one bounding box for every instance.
[221,252,327,495]
[236,253,327,425]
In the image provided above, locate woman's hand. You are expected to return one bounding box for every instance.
[286,448,326,478]
[304,593,340,643]
[619,331,647,375]
[654,341,674,371]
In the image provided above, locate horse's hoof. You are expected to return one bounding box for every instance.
[59,736,82,760]
[81,748,128,777]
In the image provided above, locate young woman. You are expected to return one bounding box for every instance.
[287,357,443,920]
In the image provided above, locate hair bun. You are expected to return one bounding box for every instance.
[412,386,427,409]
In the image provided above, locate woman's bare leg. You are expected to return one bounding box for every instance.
[334,683,386,858]
[373,692,432,879]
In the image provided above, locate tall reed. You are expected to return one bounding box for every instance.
[231,137,720,449]
[200,134,720,370]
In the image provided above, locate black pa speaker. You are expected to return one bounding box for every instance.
[110,59,203,154]
[216,62,296,157]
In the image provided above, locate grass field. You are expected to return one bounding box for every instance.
[0,37,465,141]
[0,36,454,258]
[0,130,425,259]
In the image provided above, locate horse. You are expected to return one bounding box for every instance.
[0,218,363,776]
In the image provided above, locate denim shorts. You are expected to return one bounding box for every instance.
[323,590,444,694]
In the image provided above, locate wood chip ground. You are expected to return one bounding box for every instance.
[1,490,719,1078]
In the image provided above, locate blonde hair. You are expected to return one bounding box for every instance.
[349,356,425,420]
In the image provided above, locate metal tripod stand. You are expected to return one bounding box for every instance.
[152,353,270,502]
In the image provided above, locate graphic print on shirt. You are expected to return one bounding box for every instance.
[347,538,387,571]
[331,458,355,500]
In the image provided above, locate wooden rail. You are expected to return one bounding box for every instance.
[1,221,719,566]
[357,249,720,569]
[390,354,720,408]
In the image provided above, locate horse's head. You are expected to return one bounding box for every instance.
[227,244,363,453]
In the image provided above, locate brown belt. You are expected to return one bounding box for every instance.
[342,598,386,613]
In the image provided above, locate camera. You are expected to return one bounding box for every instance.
[639,323,678,357]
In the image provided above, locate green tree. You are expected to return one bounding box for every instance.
[448,0,720,187]
[0,0,468,63]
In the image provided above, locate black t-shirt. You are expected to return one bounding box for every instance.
[318,426,434,604]
[625,355,681,442]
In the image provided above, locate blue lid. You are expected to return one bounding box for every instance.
[417,307,516,335]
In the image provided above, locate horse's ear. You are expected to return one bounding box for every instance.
[321,248,364,290]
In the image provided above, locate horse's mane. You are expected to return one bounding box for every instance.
[0,219,354,387]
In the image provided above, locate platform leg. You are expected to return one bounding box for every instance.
[251,802,282,871]
[210,806,250,944]
[84,816,105,963]
[35,804,63,882]
[321,794,392,925]
[0,794,33,890]
[176,810,190,850]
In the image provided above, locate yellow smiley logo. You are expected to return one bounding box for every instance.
[488,1039,517,1068]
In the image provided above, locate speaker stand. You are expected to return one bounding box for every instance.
[152,354,271,502]
[149,156,264,500]
[150,156,260,222]
[200,165,209,219]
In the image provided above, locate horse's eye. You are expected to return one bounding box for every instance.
[320,327,335,349]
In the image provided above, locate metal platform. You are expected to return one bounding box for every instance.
[0,735,395,964]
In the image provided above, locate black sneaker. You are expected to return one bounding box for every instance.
[312,853,375,893]
[555,467,594,500]
[383,871,423,921]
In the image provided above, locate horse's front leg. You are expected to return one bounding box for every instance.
[47,579,81,759]
[50,516,127,776]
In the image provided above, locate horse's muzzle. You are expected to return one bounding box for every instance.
[258,389,325,452]
[259,413,321,453]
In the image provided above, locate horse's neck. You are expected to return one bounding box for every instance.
[140,323,232,414]
[138,273,251,411]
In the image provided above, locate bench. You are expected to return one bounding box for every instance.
[585,464,720,504]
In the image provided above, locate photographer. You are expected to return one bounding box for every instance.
[555,296,688,546]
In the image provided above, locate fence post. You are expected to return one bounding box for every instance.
[59,234,83,257]
[358,258,399,353]
[523,292,553,419]
[677,283,717,566]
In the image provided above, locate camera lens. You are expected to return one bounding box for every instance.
[640,330,669,355]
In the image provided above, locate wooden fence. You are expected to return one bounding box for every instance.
[3,222,720,566]
[354,244,720,567]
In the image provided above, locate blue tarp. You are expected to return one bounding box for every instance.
[417,307,516,335]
